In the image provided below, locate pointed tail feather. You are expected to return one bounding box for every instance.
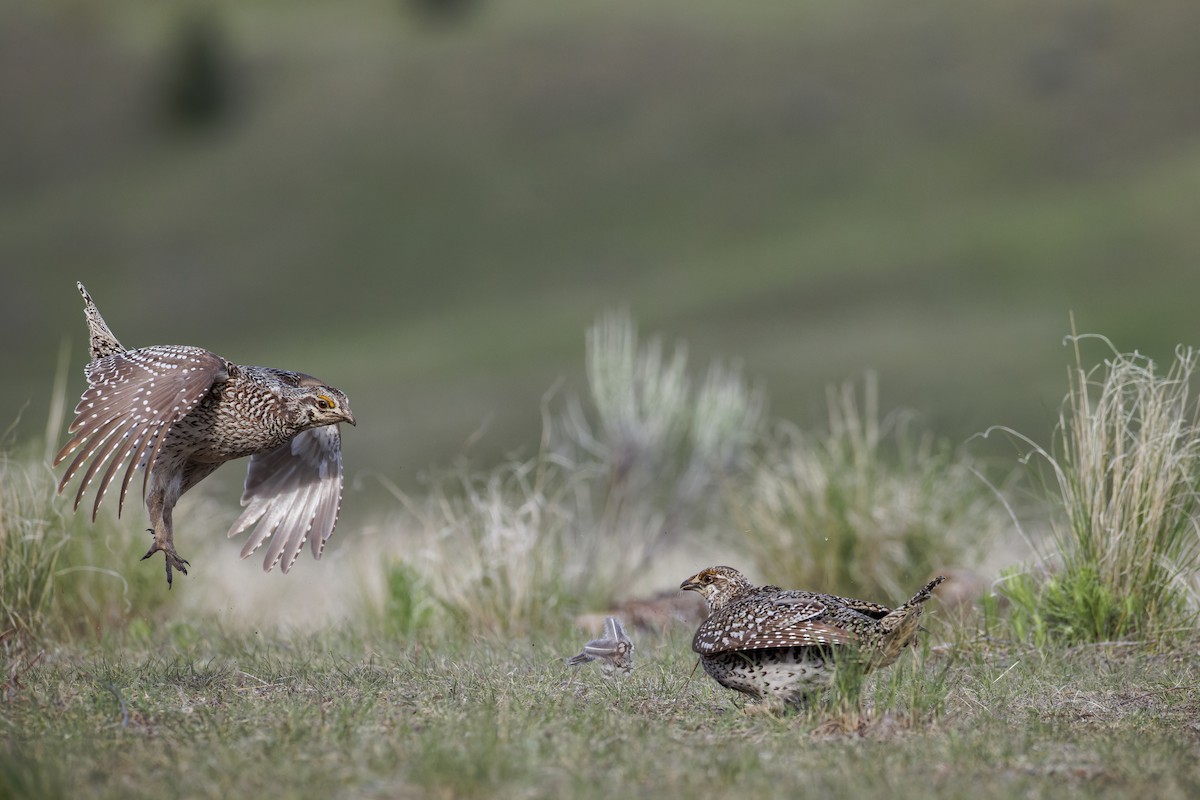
[902,575,946,610]
[869,576,945,667]
[77,282,124,359]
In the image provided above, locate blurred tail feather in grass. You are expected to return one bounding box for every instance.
[567,616,634,676]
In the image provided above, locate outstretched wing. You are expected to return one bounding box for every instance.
[692,594,860,655]
[54,345,226,519]
[227,425,345,573]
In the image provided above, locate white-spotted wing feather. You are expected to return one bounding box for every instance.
[227,425,344,573]
[692,595,860,655]
[53,346,226,518]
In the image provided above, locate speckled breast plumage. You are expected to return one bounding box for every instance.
[166,365,302,464]
[700,646,835,704]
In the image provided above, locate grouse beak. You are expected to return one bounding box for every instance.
[680,576,701,593]
[341,408,357,427]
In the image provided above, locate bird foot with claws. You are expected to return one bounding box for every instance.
[142,529,190,588]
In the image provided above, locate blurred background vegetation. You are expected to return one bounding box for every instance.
[6,0,1200,521]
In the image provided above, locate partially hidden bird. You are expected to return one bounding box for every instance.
[567,616,634,676]
[54,282,356,587]
[681,566,943,708]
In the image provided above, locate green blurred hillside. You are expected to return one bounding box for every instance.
[5,0,1200,498]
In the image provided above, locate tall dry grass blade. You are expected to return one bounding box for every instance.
[997,334,1200,643]
[737,374,1006,601]
[387,312,765,635]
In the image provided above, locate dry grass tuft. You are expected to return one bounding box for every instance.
[0,454,69,642]
[384,312,764,636]
[992,333,1200,644]
[735,373,1007,601]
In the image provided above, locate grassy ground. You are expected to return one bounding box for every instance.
[5,319,1200,800]
[4,625,1198,800]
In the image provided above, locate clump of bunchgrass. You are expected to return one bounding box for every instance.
[865,638,953,724]
[737,374,1003,601]
[810,645,872,725]
[392,456,575,637]
[550,310,765,583]
[992,334,1200,645]
[2,350,72,643]
[808,639,950,736]
[385,312,765,636]
[0,453,71,642]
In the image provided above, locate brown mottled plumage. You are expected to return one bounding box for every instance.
[55,282,356,587]
[681,566,943,707]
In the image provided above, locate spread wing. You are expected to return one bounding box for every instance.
[227,425,345,573]
[692,594,860,655]
[54,345,226,519]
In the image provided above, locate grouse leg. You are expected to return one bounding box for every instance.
[144,484,189,588]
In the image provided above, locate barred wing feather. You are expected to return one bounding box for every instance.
[53,346,226,519]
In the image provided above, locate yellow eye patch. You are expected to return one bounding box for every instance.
[316,394,336,410]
